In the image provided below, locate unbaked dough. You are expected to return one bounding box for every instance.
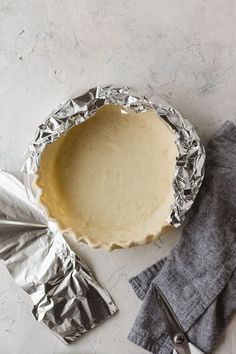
[36,104,178,250]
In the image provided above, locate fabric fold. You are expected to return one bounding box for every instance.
[128,121,236,354]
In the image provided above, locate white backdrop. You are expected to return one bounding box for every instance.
[0,1,235,353]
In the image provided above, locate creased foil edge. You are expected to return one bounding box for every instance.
[23,84,205,231]
[0,170,118,344]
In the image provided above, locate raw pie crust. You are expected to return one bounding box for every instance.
[36,104,178,250]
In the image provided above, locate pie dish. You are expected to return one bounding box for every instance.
[24,86,205,251]
[36,104,177,250]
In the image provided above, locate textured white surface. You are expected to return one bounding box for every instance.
[0,1,236,353]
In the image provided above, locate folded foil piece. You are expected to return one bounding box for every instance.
[0,170,118,343]
[24,85,205,227]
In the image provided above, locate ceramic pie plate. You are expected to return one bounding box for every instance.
[23,86,205,251]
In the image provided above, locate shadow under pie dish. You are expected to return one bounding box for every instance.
[23,86,205,251]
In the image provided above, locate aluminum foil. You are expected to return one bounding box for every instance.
[24,85,205,227]
[0,170,118,343]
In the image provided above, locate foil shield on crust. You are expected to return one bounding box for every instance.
[24,85,205,227]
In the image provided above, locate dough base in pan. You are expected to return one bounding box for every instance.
[36,104,178,250]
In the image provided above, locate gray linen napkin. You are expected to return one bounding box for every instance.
[128,120,236,354]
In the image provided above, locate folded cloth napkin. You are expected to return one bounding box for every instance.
[128,120,236,354]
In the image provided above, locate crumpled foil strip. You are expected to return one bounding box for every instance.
[24,85,205,227]
[0,170,118,343]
